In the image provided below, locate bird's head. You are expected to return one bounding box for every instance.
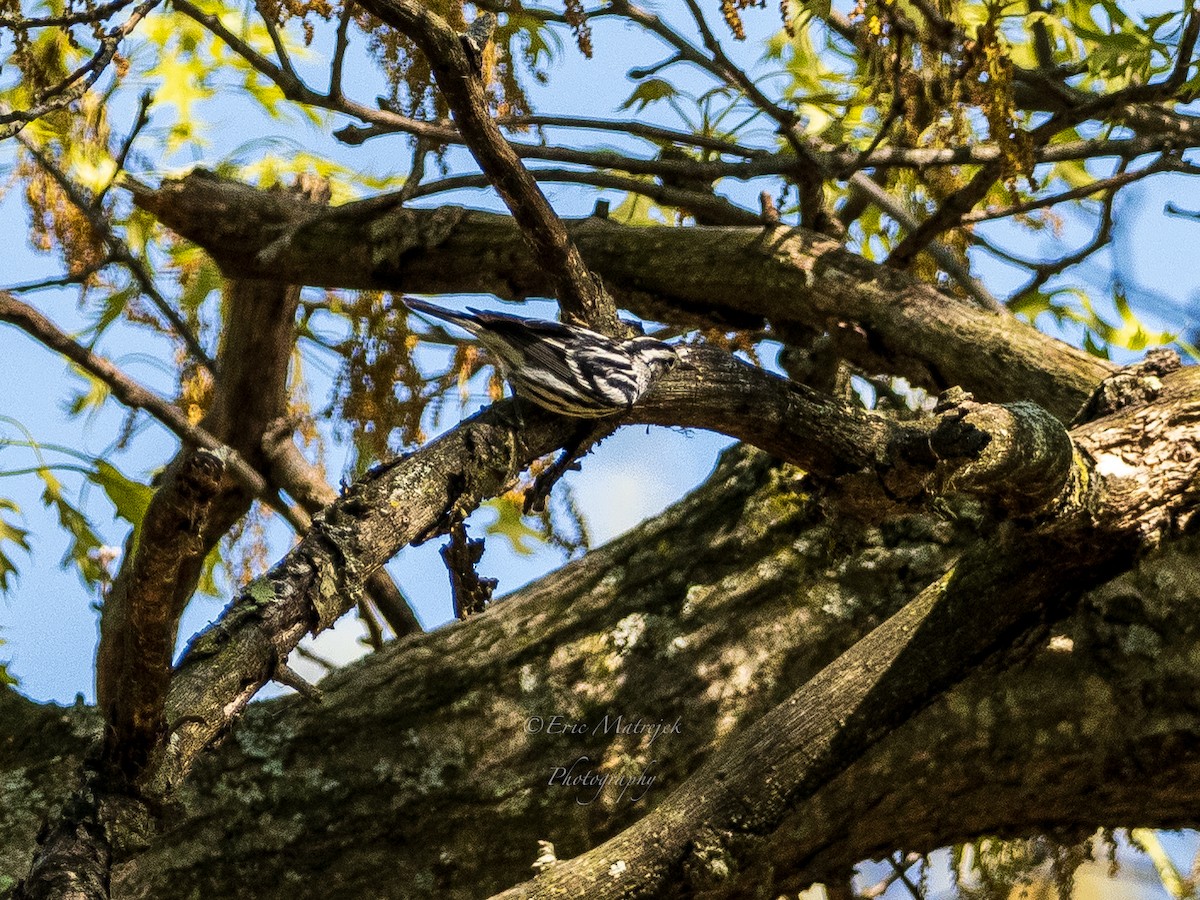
[627,336,679,378]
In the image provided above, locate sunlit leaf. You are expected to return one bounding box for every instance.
[620,78,679,113]
[37,468,105,586]
[87,461,153,528]
[0,499,31,594]
[483,495,546,556]
[65,364,112,419]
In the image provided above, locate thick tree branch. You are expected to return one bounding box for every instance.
[127,172,1115,422]
[29,234,318,894]
[9,400,1200,896]
[489,365,1200,899]
[490,536,1091,899]
[132,335,1133,809]
[640,348,1076,514]
[99,449,226,781]
[261,422,422,638]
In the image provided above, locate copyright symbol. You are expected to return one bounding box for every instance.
[525,716,543,734]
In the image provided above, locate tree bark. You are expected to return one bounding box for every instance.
[4,446,1200,898]
[127,172,1113,422]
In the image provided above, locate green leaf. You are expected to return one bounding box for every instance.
[608,191,670,227]
[65,363,112,419]
[483,496,546,556]
[502,11,562,69]
[196,543,223,597]
[0,636,16,688]
[84,284,139,344]
[620,78,679,112]
[87,461,153,528]
[1008,289,1055,322]
[1083,329,1110,359]
[38,469,105,586]
[0,499,31,594]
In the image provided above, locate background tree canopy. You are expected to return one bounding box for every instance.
[3,1,1200,898]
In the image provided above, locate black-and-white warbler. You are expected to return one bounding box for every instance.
[404,297,679,417]
[459,13,496,75]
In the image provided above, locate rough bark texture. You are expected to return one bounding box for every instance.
[4,445,1200,898]
[127,173,1113,422]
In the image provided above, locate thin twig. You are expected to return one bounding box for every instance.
[680,0,793,129]
[848,172,1003,311]
[1002,161,1127,305]
[330,1,354,101]
[293,643,338,673]
[504,114,764,157]
[256,0,301,83]
[403,168,760,225]
[0,0,134,28]
[961,159,1169,225]
[357,598,385,650]
[888,112,1069,268]
[16,133,216,373]
[98,91,153,206]
[0,291,308,530]
[351,2,617,330]
[4,263,113,293]
[396,137,430,203]
[887,854,925,900]
[0,0,161,137]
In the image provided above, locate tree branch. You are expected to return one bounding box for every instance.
[136,329,1127,812]
[404,168,760,225]
[488,364,1200,899]
[0,0,161,138]
[0,291,297,522]
[847,172,1002,310]
[349,2,616,329]
[961,157,1173,225]
[15,134,215,373]
[127,171,1115,422]
[261,420,423,638]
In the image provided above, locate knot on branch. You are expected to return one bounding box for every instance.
[928,389,991,461]
[176,448,225,506]
[1072,347,1182,426]
[884,389,1074,515]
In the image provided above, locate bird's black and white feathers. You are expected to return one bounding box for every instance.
[460,13,497,75]
[404,297,678,418]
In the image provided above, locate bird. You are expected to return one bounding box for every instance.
[460,13,497,76]
[403,297,678,418]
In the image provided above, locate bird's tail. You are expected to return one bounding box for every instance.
[403,297,480,333]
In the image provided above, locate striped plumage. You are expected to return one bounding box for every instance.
[404,297,678,417]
